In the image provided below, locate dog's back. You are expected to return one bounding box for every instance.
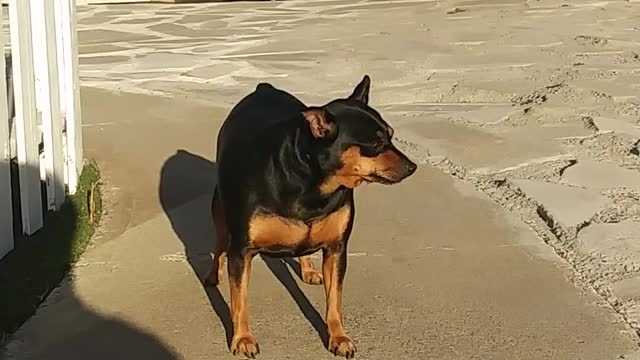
[216,83,306,162]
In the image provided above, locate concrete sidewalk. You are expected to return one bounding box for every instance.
[4,113,638,358]
[4,0,640,359]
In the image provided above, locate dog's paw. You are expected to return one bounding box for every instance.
[231,335,260,359]
[301,269,323,285]
[328,336,356,359]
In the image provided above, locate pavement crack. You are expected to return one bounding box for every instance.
[414,147,640,341]
[581,115,599,132]
[631,140,640,156]
[557,159,578,178]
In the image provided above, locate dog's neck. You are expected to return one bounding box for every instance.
[267,119,350,221]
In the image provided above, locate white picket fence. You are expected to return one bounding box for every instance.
[0,0,83,260]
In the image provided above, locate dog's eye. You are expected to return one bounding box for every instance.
[373,131,388,148]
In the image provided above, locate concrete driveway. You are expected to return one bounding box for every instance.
[4,0,640,359]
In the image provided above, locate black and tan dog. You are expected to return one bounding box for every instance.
[204,75,417,359]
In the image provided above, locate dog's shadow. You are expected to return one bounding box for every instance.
[158,150,328,349]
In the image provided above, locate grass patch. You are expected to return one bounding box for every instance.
[0,161,102,341]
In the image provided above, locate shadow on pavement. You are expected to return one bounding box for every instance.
[2,299,182,360]
[158,149,328,350]
[158,150,233,347]
[261,256,328,346]
[0,160,179,360]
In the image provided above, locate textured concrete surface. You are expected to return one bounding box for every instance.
[4,156,638,360]
[4,0,640,359]
[514,179,611,228]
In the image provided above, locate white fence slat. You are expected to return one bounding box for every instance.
[10,0,44,235]
[31,0,66,211]
[0,4,14,257]
[55,0,83,195]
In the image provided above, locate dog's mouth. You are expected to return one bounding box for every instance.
[361,174,400,185]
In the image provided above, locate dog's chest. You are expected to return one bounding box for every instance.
[248,206,351,252]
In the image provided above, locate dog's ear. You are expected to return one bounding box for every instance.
[347,75,371,104]
[303,109,337,139]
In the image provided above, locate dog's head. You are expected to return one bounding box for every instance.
[303,75,417,194]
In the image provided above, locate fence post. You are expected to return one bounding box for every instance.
[55,0,83,195]
[9,0,44,235]
[31,0,66,211]
[0,4,13,258]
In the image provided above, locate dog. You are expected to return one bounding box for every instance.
[204,75,417,359]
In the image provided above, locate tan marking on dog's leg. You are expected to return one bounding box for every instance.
[323,251,356,359]
[205,192,228,286]
[299,255,323,285]
[229,254,259,358]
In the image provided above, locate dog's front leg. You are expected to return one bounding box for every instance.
[228,247,259,358]
[323,247,356,359]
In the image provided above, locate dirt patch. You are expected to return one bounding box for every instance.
[574,35,609,47]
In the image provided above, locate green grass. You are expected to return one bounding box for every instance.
[0,161,102,341]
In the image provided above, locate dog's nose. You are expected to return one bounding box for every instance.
[406,161,417,175]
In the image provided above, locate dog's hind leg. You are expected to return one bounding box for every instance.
[299,255,323,285]
[204,187,228,286]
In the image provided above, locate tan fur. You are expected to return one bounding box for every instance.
[309,205,351,244]
[303,109,335,138]
[320,146,403,194]
[248,214,308,248]
[229,255,259,357]
[248,206,351,249]
[323,251,356,358]
[204,198,228,286]
[300,256,323,285]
